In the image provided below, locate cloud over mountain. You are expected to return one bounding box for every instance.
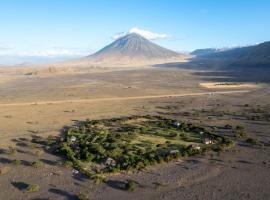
[113,27,170,40]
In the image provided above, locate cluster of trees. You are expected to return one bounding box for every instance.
[59,115,233,176]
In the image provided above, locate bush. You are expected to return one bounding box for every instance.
[26,184,40,193]
[8,146,17,155]
[47,135,55,145]
[32,161,43,168]
[12,159,21,165]
[126,180,138,192]
[234,130,247,138]
[153,182,163,190]
[92,175,106,185]
[225,124,232,129]
[235,125,244,130]
[77,192,89,200]
[63,160,73,168]
[246,138,260,146]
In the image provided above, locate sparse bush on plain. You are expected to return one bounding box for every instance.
[77,192,89,200]
[126,180,138,192]
[32,161,43,168]
[8,146,17,155]
[246,137,261,146]
[11,159,21,165]
[46,135,55,145]
[26,184,40,193]
[63,160,73,168]
[153,182,163,190]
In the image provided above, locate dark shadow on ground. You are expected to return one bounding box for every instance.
[105,180,127,191]
[39,158,59,166]
[0,157,12,164]
[151,58,270,83]
[11,181,28,190]
[49,188,78,200]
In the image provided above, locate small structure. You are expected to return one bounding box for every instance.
[103,157,116,167]
[188,144,201,150]
[203,138,213,145]
[193,128,204,135]
[170,149,180,155]
[173,122,181,128]
[72,169,79,174]
[70,136,77,142]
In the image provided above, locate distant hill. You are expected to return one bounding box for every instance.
[192,42,270,67]
[191,48,220,57]
[87,33,181,62]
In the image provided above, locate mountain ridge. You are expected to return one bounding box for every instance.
[192,41,270,67]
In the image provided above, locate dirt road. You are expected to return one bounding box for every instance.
[0,90,250,107]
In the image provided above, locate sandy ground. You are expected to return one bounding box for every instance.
[199,82,263,89]
[0,90,250,107]
[0,65,270,200]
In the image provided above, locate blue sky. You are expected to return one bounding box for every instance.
[0,0,270,64]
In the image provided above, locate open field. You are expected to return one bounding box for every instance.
[0,65,270,200]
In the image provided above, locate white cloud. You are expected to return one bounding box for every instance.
[113,27,170,40]
[0,43,15,50]
[0,48,86,57]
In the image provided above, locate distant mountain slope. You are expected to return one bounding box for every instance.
[88,33,180,61]
[191,48,220,57]
[192,42,270,66]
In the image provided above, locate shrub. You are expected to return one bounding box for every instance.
[225,124,232,129]
[32,161,43,168]
[8,146,17,155]
[246,138,260,146]
[126,180,137,192]
[77,192,89,200]
[26,184,40,193]
[235,125,244,130]
[92,175,106,185]
[47,135,55,145]
[234,130,247,138]
[153,182,163,190]
[63,160,73,168]
[12,159,21,165]
[34,149,43,156]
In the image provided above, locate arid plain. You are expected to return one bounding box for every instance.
[0,62,270,200]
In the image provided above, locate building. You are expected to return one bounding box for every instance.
[203,138,213,145]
